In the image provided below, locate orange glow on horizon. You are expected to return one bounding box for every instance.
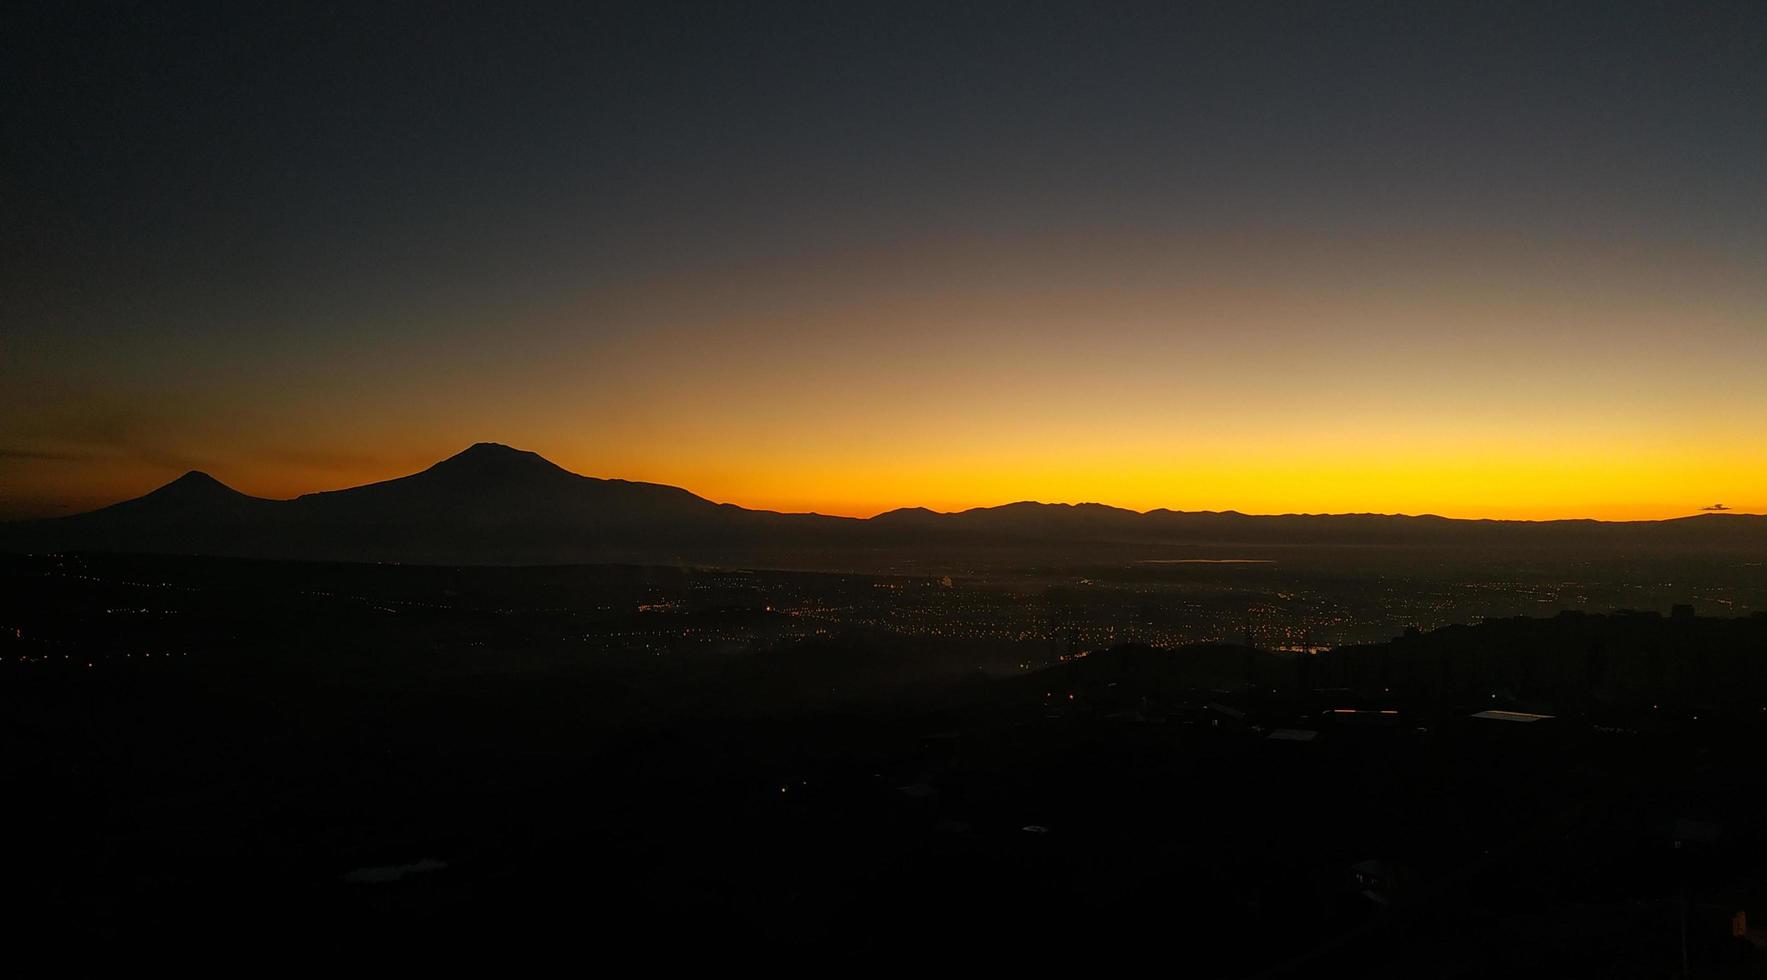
[5,441,1760,525]
[4,226,1764,524]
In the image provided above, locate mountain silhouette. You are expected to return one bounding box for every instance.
[293,443,722,527]
[28,469,277,542]
[3,443,1764,565]
[125,470,253,510]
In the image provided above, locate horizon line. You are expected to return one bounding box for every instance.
[7,441,1759,527]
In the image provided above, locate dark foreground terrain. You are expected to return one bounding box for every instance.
[5,553,1766,974]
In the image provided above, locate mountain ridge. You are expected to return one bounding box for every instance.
[3,443,1764,565]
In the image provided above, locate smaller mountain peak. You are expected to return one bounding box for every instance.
[168,470,233,489]
[144,469,242,500]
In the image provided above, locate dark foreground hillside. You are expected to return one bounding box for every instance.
[4,554,1765,974]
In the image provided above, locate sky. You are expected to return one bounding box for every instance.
[4,1,1765,520]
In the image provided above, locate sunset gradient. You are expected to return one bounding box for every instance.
[5,3,1763,521]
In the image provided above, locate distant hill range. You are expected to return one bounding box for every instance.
[2,442,1763,565]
